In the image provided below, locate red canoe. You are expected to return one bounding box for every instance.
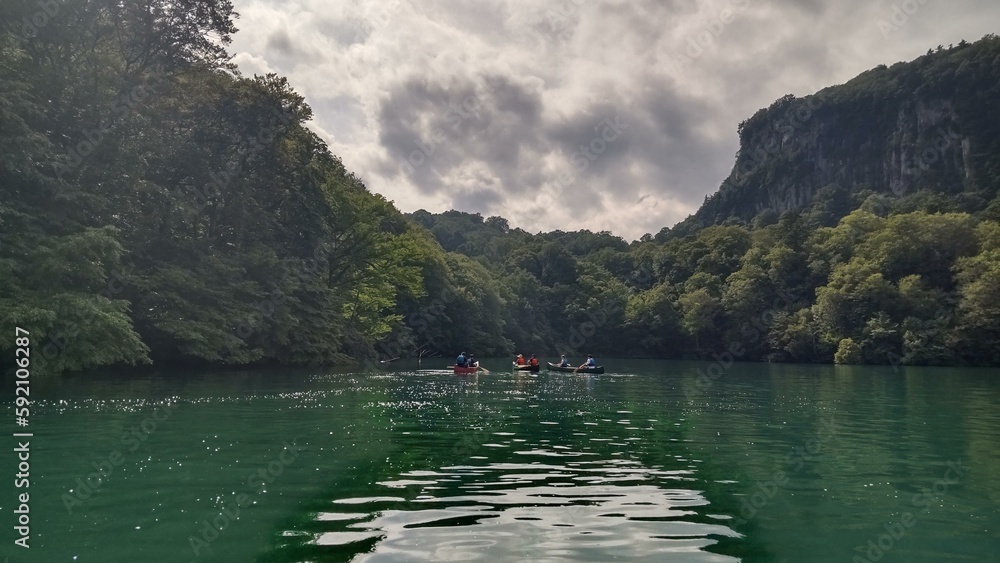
[453,366,479,374]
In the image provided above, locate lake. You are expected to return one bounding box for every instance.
[5,359,999,562]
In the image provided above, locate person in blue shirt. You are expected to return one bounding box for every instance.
[456,352,467,368]
[558,354,571,367]
[577,354,596,370]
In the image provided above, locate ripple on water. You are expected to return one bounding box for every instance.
[297,459,738,561]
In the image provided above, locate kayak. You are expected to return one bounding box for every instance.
[546,362,604,374]
[453,365,479,374]
[512,363,540,372]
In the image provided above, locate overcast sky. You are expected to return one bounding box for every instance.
[228,0,999,240]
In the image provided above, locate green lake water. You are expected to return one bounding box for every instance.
[3,359,999,562]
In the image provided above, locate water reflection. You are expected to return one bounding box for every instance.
[270,365,741,561]
[19,359,1000,563]
[308,458,738,561]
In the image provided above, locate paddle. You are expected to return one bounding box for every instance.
[449,363,488,374]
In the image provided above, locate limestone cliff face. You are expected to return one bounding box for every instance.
[688,36,1000,229]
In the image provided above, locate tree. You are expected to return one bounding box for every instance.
[834,338,863,364]
[814,258,899,345]
[625,284,682,355]
[859,312,902,365]
[679,288,723,352]
[769,309,830,362]
[951,222,1000,364]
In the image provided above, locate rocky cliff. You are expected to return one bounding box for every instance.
[682,35,1000,232]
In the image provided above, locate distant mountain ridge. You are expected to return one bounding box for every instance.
[672,35,1000,236]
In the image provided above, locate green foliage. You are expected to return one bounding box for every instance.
[769,309,831,363]
[856,212,978,288]
[5,13,999,374]
[860,312,902,365]
[0,2,502,374]
[437,253,511,356]
[950,222,1000,364]
[405,197,999,366]
[834,338,863,365]
[814,259,899,341]
[679,288,723,352]
[625,284,682,355]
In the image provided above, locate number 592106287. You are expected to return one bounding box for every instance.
[15,328,30,427]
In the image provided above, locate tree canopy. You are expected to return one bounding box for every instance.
[2,7,997,375]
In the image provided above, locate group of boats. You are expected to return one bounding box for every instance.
[511,362,605,374]
[452,359,605,375]
[545,362,605,374]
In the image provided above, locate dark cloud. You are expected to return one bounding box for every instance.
[266,29,294,54]
[376,73,548,200]
[452,188,504,212]
[314,16,371,47]
[258,26,319,68]
[229,0,1000,239]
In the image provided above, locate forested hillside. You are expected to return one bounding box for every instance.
[0,0,510,375]
[409,41,1000,368]
[411,201,1000,367]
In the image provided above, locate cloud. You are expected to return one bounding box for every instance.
[227,0,1000,240]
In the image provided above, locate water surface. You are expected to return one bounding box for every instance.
[4,359,998,562]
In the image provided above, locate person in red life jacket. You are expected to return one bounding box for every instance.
[515,354,526,365]
[529,354,540,367]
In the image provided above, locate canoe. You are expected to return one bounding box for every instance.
[453,365,479,374]
[546,362,604,374]
[512,363,540,372]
